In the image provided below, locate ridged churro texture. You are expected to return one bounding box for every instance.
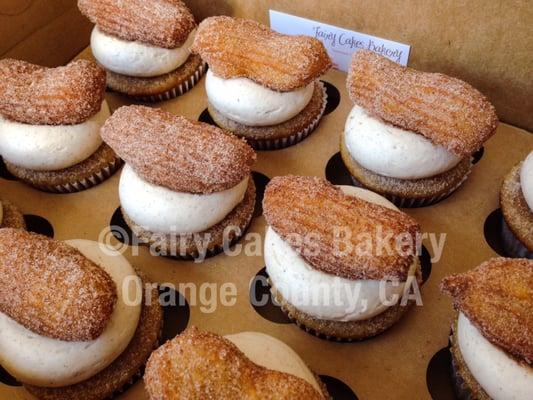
[441,257,533,364]
[144,327,323,400]
[0,59,106,125]
[78,0,196,48]
[347,50,498,156]
[263,176,421,281]
[191,16,332,91]
[100,105,256,194]
[0,229,117,342]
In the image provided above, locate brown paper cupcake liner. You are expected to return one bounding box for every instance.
[350,161,472,208]
[134,62,206,103]
[31,157,123,194]
[248,82,328,151]
[450,351,477,400]
[501,217,533,259]
[151,217,252,261]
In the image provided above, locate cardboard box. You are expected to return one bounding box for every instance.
[0,1,532,399]
[2,0,531,130]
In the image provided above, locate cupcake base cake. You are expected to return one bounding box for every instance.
[79,0,201,103]
[24,276,163,400]
[500,162,533,258]
[100,106,257,261]
[0,59,116,193]
[0,200,26,229]
[5,143,122,193]
[270,264,421,341]
[106,55,206,102]
[340,134,473,207]
[263,177,423,341]
[208,81,327,150]
[122,178,256,259]
[192,17,332,151]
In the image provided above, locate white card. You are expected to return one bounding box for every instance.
[269,10,410,71]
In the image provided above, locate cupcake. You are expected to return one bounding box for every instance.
[341,50,498,207]
[101,105,256,259]
[191,16,332,150]
[0,229,163,400]
[440,257,533,400]
[144,327,329,399]
[263,175,422,340]
[0,199,25,229]
[0,58,120,193]
[78,0,205,102]
[500,151,533,258]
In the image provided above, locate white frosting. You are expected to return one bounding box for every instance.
[225,332,323,396]
[265,186,417,322]
[0,240,142,387]
[205,69,314,126]
[0,101,109,171]
[119,164,248,234]
[344,106,461,179]
[91,26,195,77]
[457,312,533,400]
[520,151,533,212]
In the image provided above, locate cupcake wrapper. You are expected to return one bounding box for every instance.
[450,350,477,400]
[32,157,123,194]
[103,322,163,400]
[350,160,473,208]
[248,82,328,151]
[135,62,206,103]
[501,217,533,259]
[145,217,252,261]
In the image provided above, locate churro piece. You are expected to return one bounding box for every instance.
[0,59,106,125]
[0,229,117,342]
[78,0,196,48]
[144,327,323,400]
[441,257,533,363]
[191,16,332,92]
[263,176,420,281]
[100,105,256,194]
[347,50,498,156]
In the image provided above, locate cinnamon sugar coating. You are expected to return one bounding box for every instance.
[441,257,533,364]
[78,0,196,48]
[191,16,332,92]
[263,176,421,281]
[0,229,117,342]
[144,327,323,400]
[101,105,256,194]
[0,59,106,125]
[347,50,498,156]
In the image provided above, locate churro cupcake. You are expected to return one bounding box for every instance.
[500,151,533,258]
[191,17,331,150]
[0,200,25,229]
[0,229,163,400]
[79,0,205,102]
[440,258,533,400]
[341,50,498,207]
[263,176,422,341]
[144,327,329,399]
[101,105,256,259]
[0,59,120,193]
